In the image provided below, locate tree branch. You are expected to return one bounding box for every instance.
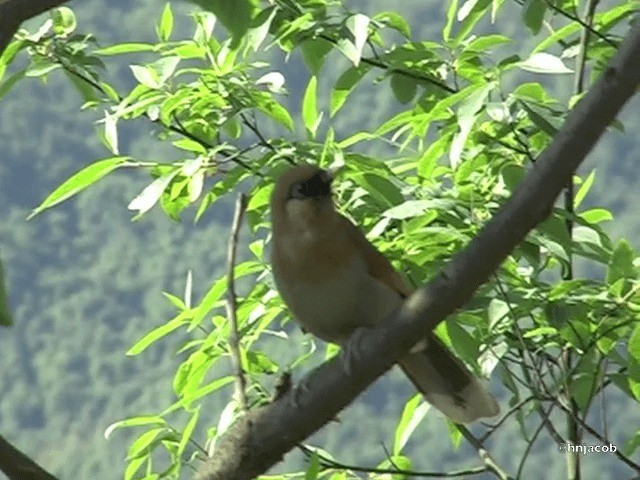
[196,22,640,480]
[226,193,249,412]
[0,0,69,56]
[0,434,58,480]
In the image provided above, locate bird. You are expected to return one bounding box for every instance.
[270,164,499,423]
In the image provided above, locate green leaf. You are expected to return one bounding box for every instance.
[158,3,174,41]
[191,277,226,327]
[487,298,509,328]
[178,407,200,455]
[64,70,100,103]
[124,455,146,480]
[450,82,494,167]
[25,61,60,78]
[518,53,573,74]
[458,0,480,21]
[154,56,180,84]
[446,318,479,364]
[520,101,559,136]
[512,82,547,101]
[455,0,492,44]
[390,73,417,104]
[330,65,370,117]
[394,394,430,455]
[302,76,320,137]
[130,65,161,89]
[629,360,640,402]
[624,431,640,457]
[491,0,504,23]
[51,7,77,36]
[300,38,333,75]
[356,173,404,207]
[523,326,557,338]
[629,324,640,363]
[305,451,321,480]
[94,43,156,55]
[347,13,370,62]
[383,199,451,220]
[128,169,181,217]
[0,69,26,100]
[447,422,463,449]
[29,157,128,219]
[465,34,510,52]
[103,112,119,154]
[104,416,167,439]
[443,0,459,41]
[128,427,166,458]
[523,0,546,35]
[127,311,190,356]
[191,0,256,49]
[255,96,294,131]
[373,11,411,38]
[418,133,451,179]
[246,5,277,52]
[579,208,613,224]
[533,23,580,53]
[607,239,636,284]
[574,170,595,208]
[0,257,13,327]
[0,39,26,75]
[337,14,370,67]
[569,373,596,411]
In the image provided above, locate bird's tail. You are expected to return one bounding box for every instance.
[398,333,499,423]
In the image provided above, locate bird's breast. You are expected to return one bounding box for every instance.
[274,255,403,344]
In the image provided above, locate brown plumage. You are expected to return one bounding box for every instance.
[270,164,499,423]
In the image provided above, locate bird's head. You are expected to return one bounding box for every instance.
[270,164,336,235]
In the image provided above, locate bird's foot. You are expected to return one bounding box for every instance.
[341,326,372,376]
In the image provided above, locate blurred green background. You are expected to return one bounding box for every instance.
[0,1,638,478]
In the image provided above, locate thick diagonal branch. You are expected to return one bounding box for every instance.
[0,0,69,55]
[0,434,57,480]
[197,22,640,480]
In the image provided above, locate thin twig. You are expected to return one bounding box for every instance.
[516,404,553,478]
[297,444,488,478]
[56,52,259,173]
[239,112,277,153]
[553,399,640,473]
[479,395,536,443]
[226,193,249,412]
[457,426,513,480]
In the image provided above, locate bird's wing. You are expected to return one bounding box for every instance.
[339,213,499,423]
[338,214,412,298]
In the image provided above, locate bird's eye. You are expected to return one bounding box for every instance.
[289,182,307,200]
[287,171,331,200]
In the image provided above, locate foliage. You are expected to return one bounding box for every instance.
[1,0,639,479]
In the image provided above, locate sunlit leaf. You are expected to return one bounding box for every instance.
[519,52,573,74]
[0,257,13,327]
[302,76,320,137]
[158,3,174,42]
[393,394,430,454]
[29,157,128,219]
[128,170,181,217]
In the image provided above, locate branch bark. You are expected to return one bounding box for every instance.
[197,21,640,480]
[0,0,69,56]
[0,434,58,480]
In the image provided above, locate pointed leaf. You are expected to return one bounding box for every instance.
[302,76,319,136]
[519,53,573,74]
[128,170,180,217]
[29,157,128,219]
[158,3,174,41]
